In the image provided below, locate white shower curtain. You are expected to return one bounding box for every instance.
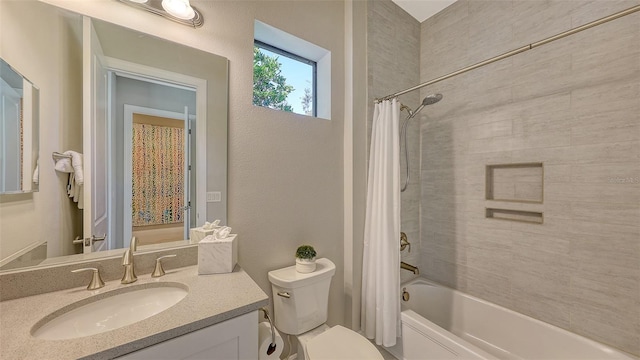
[361,99,401,347]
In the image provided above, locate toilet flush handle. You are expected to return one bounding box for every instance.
[277,291,291,298]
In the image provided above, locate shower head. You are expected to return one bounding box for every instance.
[410,93,443,118]
[422,93,443,106]
[400,93,443,192]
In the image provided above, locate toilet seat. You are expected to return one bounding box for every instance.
[305,325,383,360]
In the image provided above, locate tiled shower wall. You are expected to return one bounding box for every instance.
[366,0,421,283]
[419,0,639,355]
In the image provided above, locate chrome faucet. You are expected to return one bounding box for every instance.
[121,237,138,284]
[401,261,419,275]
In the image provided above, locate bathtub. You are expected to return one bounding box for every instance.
[385,278,636,360]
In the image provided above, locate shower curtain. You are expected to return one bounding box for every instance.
[361,98,401,347]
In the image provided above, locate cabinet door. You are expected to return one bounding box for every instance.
[118,311,258,359]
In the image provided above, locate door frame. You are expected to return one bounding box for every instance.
[83,16,109,254]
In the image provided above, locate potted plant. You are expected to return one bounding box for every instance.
[295,245,317,273]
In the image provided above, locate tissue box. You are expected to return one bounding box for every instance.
[189,226,217,242]
[198,234,238,274]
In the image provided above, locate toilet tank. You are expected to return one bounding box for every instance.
[268,258,336,335]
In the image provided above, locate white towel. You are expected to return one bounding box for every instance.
[67,173,75,198]
[54,157,73,173]
[32,159,39,184]
[54,151,83,186]
[66,173,84,209]
[69,152,83,185]
[77,184,84,209]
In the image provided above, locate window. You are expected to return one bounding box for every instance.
[253,40,316,116]
[254,20,331,119]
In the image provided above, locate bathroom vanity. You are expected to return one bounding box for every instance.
[0,265,269,359]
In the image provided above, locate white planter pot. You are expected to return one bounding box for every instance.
[295,258,316,273]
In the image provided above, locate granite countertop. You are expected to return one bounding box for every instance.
[0,265,269,359]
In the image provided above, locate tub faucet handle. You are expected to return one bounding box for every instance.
[400,232,410,252]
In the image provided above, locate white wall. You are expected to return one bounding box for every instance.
[0,1,83,262]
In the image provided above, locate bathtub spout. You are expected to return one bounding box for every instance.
[401,261,419,275]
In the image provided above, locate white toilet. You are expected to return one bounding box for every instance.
[268,258,383,360]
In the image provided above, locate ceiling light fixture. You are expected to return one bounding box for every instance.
[161,0,195,20]
[119,0,203,28]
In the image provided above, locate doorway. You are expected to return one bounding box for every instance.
[114,74,197,248]
[129,112,188,246]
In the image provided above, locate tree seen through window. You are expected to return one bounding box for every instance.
[253,43,316,116]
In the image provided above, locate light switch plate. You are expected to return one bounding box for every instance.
[206,191,221,202]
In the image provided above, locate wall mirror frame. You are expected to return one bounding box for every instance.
[0,0,228,272]
[0,58,40,195]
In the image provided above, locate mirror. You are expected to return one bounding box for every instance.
[0,1,228,271]
[0,58,39,194]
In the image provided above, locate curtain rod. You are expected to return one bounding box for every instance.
[376,4,640,103]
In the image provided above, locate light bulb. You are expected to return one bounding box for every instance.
[162,0,196,20]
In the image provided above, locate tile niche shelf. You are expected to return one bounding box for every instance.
[486,162,543,203]
[485,208,544,224]
[485,162,543,224]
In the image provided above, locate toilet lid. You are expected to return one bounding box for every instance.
[305,325,383,360]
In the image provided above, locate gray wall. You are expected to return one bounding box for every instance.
[418,0,639,355]
[366,0,421,285]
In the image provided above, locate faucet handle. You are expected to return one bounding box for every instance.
[152,254,177,278]
[400,232,411,252]
[72,268,105,290]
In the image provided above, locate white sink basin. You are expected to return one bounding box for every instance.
[31,283,188,340]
